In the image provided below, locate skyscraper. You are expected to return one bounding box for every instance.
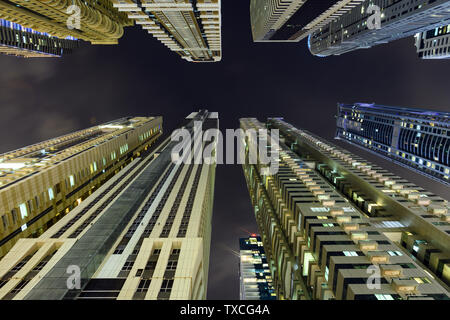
[239,236,276,300]
[308,0,450,57]
[415,24,450,59]
[0,110,218,300]
[249,1,365,42]
[111,0,222,62]
[249,0,307,41]
[335,102,450,186]
[0,19,78,58]
[240,117,450,300]
[0,117,162,258]
[0,0,132,45]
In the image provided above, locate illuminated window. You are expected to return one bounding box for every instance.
[19,203,28,219]
[69,175,75,187]
[48,187,54,200]
[414,277,431,284]
[375,294,394,300]
[303,252,314,276]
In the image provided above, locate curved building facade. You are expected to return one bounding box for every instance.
[336,103,450,186]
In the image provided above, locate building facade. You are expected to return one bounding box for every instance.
[249,0,307,41]
[111,0,222,62]
[308,0,450,57]
[0,110,217,300]
[415,24,450,59]
[0,117,162,258]
[239,236,276,300]
[250,1,369,42]
[336,102,450,186]
[0,0,132,45]
[240,117,450,300]
[0,19,78,58]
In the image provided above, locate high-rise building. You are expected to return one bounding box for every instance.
[111,0,222,62]
[415,24,450,59]
[249,0,365,42]
[239,236,276,300]
[249,0,307,41]
[0,0,132,45]
[308,0,450,57]
[240,117,450,300]
[0,117,162,258]
[0,110,218,300]
[0,19,78,58]
[335,102,450,186]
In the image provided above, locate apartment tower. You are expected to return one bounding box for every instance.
[308,0,450,57]
[0,0,132,45]
[111,0,222,62]
[240,117,450,300]
[0,110,217,300]
[0,117,162,258]
[336,102,450,186]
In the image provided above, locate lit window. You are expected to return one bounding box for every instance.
[19,203,28,219]
[387,251,403,256]
[48,188,54,200]
[375,294,394,300]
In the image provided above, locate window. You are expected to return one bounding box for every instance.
[325,266,329,282]
[34,196,40,209]
[136,279,151,292]
[121,261,134,271]
[166,261,177,271]
[387,251,403,256]
[11,209,18,224]
[69,175,75,187]
[343,251,358,257]
[375,294,394,300]
[19,203,28,219]
[1,215,8,229]
[414,277,431,284]
[160,279,174,293]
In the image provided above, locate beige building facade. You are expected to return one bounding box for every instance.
[0,117,162,258]
[0,110,217,300]
[240,117,450,300]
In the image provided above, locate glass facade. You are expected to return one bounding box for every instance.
[336,102,450,186]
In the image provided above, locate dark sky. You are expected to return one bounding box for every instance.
[0,1,449,300]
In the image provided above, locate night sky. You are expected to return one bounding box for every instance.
[0,1,449,300]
